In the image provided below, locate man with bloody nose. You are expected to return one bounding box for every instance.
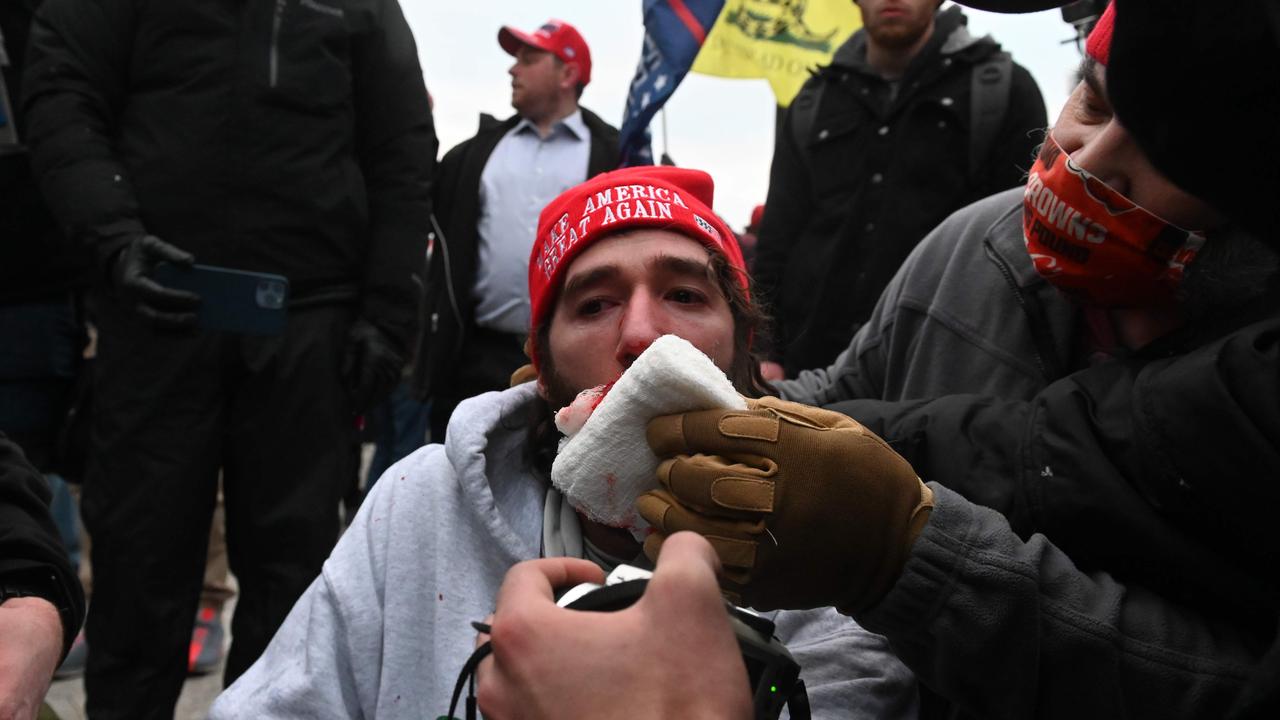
[210,166,919,718]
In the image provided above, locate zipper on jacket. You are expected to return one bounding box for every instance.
[983,239,1063,381]
[428,213,465,350]
[269,0,286,88]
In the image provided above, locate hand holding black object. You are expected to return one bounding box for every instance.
[474,533,752,720]
[110,234,200,330]
[342,318,405,414]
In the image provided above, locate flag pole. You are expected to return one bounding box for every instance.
[661,108,670,162]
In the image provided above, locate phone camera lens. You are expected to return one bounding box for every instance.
[256,280,286,309]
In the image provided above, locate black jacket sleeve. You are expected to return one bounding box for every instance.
[351,0,437,349]
[581,108,620,177]
[977,61,1046,198]
[829,316,1280,616]
[0,433,85,660]
[21,0,143,266]
[861,483,1261,719]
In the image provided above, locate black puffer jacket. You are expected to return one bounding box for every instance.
[21,0,436,347]
[833,307,1280,619]
[755,6,1046,375]
[843,311,1280,720]
[412,110,618,399]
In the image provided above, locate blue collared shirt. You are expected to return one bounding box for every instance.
[473,110,590,334]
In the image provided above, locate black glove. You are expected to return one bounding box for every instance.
[110,234,200,330]
[342,318,406,414]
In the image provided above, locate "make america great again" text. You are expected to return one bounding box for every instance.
[537,183,722,280]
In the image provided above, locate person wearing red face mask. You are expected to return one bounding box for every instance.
[631,3,1280,718]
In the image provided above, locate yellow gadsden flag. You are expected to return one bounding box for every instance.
[692,0,863,106]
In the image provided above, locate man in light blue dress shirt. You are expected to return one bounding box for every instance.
[416,20,619,439]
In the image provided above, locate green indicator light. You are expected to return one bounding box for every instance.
[770,685,777,693]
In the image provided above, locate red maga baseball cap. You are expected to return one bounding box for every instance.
[528,166,748,346]
[498,19,593,86]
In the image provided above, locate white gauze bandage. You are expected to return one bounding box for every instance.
[550,334,747,539]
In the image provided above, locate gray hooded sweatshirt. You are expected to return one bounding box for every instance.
[210,383,919,718]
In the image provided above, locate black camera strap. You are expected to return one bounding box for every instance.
[441,625,492,720]
[442,630,812,720]
[786,679,811,720]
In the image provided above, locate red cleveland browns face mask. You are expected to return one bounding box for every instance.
[1022,134,1205,308]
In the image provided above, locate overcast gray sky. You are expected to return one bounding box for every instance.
[405,2,1085,230]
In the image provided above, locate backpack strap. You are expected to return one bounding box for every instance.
[968,50,1012,184]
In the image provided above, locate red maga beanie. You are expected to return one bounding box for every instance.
[499,19,593,86]
[1086,2,1115,66]
[528,166,749,334]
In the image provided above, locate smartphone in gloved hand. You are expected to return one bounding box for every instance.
[151,262,289,335]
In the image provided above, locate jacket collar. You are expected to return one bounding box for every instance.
[512,109,588,142]
[479,112,521,135]
[480,106,613,138]
[445,383,540,481]
[984,191,1044,290]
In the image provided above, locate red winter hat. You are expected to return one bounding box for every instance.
[1086,2,1115,66]
[499,19,593,86]
[528,166,748,337]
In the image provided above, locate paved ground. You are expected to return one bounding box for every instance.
[41,445,376,719]
[45,670,227,720]
[43,599,232,719]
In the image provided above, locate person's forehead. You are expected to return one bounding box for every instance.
[560,229,711,278]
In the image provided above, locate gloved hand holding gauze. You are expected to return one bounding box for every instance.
[551,335,746,538]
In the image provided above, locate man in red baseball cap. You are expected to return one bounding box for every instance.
[498,19,592,92]
[211,166,918,717]
[525,166,751,385]
[414,18,620,444]
[498,19,592,132]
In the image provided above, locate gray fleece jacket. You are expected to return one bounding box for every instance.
[209,383,919,718]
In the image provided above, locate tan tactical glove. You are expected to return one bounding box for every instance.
[638,395,933,614]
